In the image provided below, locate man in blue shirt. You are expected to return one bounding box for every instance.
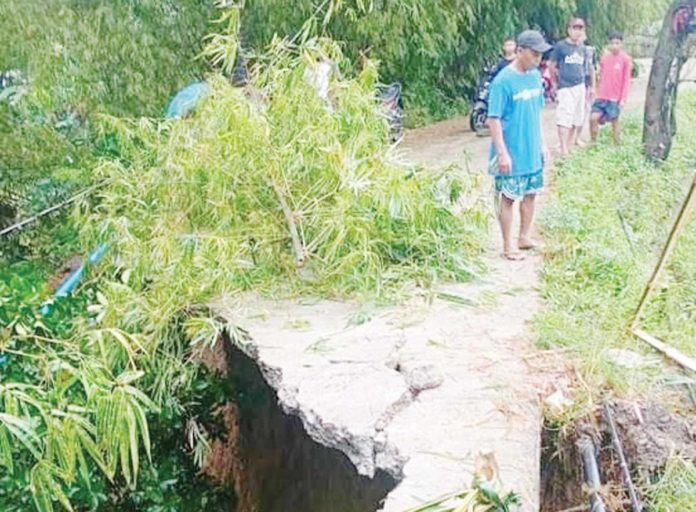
[488,30,551,260]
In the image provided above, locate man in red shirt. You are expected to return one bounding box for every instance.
[590,31,632,144]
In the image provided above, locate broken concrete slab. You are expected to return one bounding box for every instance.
[212,252,544,511]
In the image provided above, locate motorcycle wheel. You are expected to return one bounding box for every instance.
[470,109,489,136]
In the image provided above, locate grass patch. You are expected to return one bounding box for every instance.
[537,94,696,404]
[646,458,696,511]
[641,204,696,358]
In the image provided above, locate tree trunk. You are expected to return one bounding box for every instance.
[643,0,695,161]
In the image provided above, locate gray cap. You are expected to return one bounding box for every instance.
[517,30,552,53]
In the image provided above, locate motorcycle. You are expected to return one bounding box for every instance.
[470,55,555,136]
[469,64,496,136]
[380,82,405,143]
[539,59,556,104]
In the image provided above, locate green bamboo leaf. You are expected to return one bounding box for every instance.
[131,395,152,461]
[120,384,157,411]
[74,423,111,478]
[115,370,145,386]
[119,420,132,486]
[75,444,92,490]
[30,464,54,512]
[0,413,42,460]
[0,426,14,473]
[126,404,139,482]
[45,469,74,512]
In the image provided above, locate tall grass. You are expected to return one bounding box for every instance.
[537,94,696,399]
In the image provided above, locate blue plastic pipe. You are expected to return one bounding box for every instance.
[0,243,106,367]
[40,243,109,316]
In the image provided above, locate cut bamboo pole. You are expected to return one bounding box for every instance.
[632,173,696,329]
[272,182,305,267]
[632,328,696,373]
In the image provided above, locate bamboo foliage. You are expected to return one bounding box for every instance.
[87,36,488,308]
[0,346,155,512]
[242,0,669,121]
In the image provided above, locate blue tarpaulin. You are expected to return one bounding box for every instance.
[165,81,209,119]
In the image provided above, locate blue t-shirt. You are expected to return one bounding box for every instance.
[488,66,544,176]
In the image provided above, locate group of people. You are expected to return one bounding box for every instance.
[486,17,633,260]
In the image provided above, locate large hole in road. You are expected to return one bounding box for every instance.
[204,337,399,512]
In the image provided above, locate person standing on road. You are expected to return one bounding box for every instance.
[590,31,632,144]
[549,16,593,156]
[487,30,551,261]
[578,31,597,146]
[491,37,518,77]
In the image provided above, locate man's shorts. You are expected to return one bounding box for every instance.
[591,99,621,124]
[495,170,544,201]
[556,83,586,128]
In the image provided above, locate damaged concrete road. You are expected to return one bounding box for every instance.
[212,251,546,511]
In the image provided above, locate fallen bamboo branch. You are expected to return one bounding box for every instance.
[632,328,696,373]
[272,182,305,267]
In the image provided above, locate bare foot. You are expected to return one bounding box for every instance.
[503,251,526,261]
[518,237,539,251]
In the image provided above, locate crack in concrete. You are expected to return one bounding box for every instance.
[369,339,447,481]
